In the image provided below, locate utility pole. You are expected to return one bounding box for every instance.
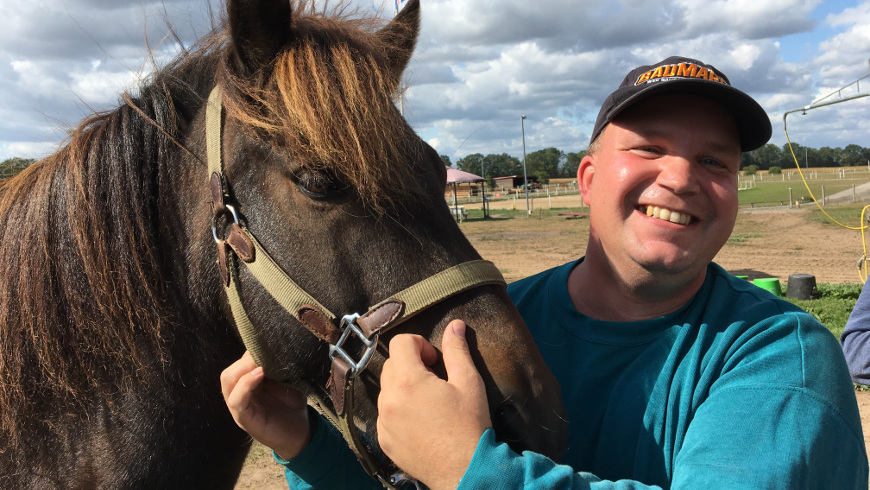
[521,115,530,215]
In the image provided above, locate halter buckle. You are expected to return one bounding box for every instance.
[329,314,378,378]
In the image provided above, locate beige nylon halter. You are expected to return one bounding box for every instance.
[205,86,506,488]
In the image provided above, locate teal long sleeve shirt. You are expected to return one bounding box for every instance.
[279,261,868,489]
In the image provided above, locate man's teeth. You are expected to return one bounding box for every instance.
[642,205,691,225]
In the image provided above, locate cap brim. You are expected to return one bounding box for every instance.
[606,80,772,152]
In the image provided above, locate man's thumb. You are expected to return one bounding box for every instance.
[442,320,478,383]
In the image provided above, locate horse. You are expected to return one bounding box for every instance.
[0,0,566,488]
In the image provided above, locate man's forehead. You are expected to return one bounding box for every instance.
[612,93,740,143]
[604,94,741,154]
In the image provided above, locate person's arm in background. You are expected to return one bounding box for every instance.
[840,283,870,384]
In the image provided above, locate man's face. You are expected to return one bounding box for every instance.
[578,93,741,283]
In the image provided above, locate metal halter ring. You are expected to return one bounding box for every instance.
[389,472,423,490]
[211,203,240,244]
[328,314,379,378]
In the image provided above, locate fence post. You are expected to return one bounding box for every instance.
[822,185,826,205]
[789,187,793,207]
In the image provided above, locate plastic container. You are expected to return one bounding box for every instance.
[753,277,782,297]
[786,274,817,300]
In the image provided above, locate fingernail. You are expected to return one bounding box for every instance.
[452,320,466,339]
[252,367,265,378]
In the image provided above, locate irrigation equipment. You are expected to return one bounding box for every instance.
[782,63,870,280]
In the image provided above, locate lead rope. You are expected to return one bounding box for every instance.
[205,86,505,488]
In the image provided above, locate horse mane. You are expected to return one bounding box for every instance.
[0,0,422,444]
[219,3,425,214]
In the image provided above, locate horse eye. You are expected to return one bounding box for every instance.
[296,171,343,199]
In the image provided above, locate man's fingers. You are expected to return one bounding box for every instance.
[441,320,480,386]
[220,351,258,401]
[225,366,266,424]
[386,334,438,369]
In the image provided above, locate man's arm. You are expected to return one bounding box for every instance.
[377,315,868,489]
[841,284,870,384]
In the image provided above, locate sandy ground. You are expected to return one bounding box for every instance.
[234,200,870,488]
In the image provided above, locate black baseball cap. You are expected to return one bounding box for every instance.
[589,56,772,152]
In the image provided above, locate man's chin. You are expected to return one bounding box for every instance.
[634,254,704,279]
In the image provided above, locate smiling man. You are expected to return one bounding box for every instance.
[223,57,868,489]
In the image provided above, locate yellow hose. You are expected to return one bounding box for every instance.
[782,124,869,282]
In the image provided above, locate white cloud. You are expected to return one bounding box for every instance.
[0,141,60,161]
[2,0,870,163]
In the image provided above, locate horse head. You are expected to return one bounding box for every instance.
[0,1,565,488]
[200,0,567,478]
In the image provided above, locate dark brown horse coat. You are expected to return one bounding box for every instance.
[0,1,566,488]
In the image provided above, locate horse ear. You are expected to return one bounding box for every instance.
[376,0,420,88]
[227,0,292,74]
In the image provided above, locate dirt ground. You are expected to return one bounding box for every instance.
[234,200,870,488]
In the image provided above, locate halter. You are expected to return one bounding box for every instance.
[205,87,506,488]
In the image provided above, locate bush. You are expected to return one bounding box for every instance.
[743,164,758,175]
[769,166,782,175]
[0,157,35,178]
[785,283,863,340]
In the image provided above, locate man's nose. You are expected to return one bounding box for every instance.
[656,156,700,195]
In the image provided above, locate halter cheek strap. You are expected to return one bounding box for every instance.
[206,86,505,488]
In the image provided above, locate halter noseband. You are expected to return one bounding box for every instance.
[205,87,506,488]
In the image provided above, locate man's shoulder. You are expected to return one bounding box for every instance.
[704,263,808,320]
[507,260,579,303]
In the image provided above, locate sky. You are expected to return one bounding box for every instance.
[2,0,870,164]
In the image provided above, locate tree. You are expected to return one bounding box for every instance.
[817,147,838,168]
[455,153,484,174]
[562,152,586,179]
[525,147,563,184]
[782,142,809,169]
[440,154,452,167]
[841,144,870,167]
[743,144,782,171]
[0,157,35,179]
[482,153,521,181]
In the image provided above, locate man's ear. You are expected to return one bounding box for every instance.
[578,154,594,207]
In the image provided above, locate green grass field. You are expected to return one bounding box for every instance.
[737,167,870,207]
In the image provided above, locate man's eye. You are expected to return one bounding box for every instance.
[701,158,723,166]
[701,157,734,170]
[634,146,661,156]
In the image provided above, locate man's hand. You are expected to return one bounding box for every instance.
[377,320,492,490]
[220,351,312,460]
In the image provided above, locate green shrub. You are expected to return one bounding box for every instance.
[785,283,862,340]
[743,164,758,175]
[0,157,35,178]
[769,166,782,175]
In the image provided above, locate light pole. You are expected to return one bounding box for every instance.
[480,159,487,218]
[521,115,529,215]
